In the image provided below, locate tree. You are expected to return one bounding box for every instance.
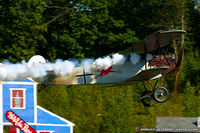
[183,82,200,117]
[0,0,46,62]
[41,0,140,61]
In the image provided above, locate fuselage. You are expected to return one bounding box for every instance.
[37,59,159,85]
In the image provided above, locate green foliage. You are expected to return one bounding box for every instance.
[38,85,142,133]
[183,82,200,117]
[186,0,200,50]
[41,0,140,61]
[0,0,195,62]
[181,50,200,85]
[0,0,47,62]
[37,84,187,133]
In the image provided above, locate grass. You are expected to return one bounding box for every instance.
[37,84,186,133]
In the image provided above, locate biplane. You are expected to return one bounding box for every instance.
[27,30,186,107]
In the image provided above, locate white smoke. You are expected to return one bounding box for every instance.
[52,60,75,77]
[93,53,127,69]
[112,53,126,65]
[30,65,47,78]
[0,59,76,80]
[130,52,141,65]
[93,56,112,69]
[0,52,145,81]
[0,61,28,80]
[81,58,94,73]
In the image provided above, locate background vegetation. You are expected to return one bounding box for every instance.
[1,0,200,132]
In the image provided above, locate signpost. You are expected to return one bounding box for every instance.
[6,111,37,133]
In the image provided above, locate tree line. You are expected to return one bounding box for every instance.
[0,0,199,62]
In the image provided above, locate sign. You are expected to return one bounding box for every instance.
[6,111,37,133]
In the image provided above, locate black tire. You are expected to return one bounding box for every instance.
[153,87,169,103]
[140,91,156,107]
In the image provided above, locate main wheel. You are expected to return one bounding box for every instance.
[153,87,169,103]
[140,91,156,107]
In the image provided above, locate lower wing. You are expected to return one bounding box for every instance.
[128,67,168,81]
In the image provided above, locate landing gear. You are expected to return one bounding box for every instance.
[140,91,156,107]
[140,80,169,107]
[153,87,169,103]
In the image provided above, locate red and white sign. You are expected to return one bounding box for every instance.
[6,111,37,133]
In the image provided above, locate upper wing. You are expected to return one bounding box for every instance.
[128,67,168,81]
[120,30,186,55]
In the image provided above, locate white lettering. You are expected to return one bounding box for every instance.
[22,123,31,133]
[6,111,36,133]
[13,116,20,126]
[17,120,23,128]
[7,112,14,119]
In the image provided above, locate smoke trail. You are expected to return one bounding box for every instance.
[30,64,47,78]
[93,53,127,69]
[130,52,141,65]
[0,52,144,81]
[81,58,94,73]
[0,61,28,80]
[111,53,126,65]
[53,60,75,77]
[93,56,112,69]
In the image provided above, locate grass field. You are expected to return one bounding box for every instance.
[37,83,189,133]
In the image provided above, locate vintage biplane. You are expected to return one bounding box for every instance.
[29,30,186,107]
